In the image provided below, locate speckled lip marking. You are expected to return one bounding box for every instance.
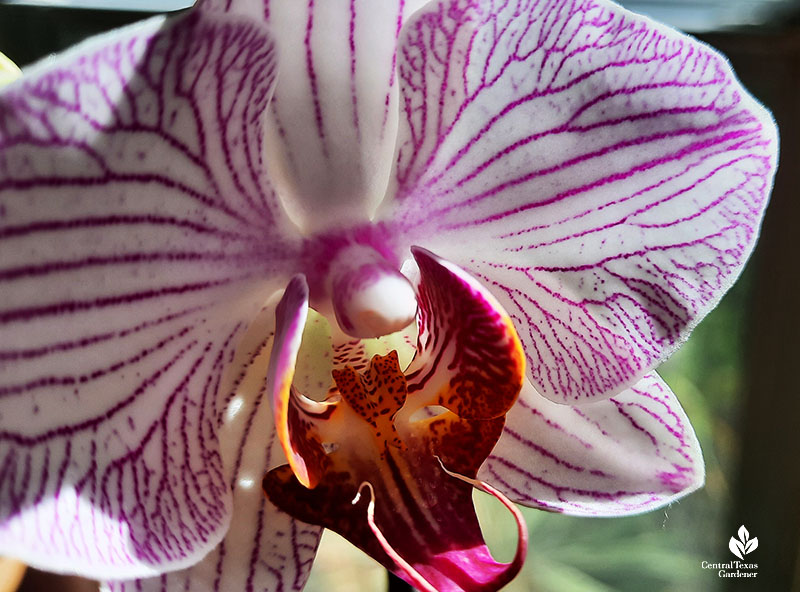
[264,248,527,591]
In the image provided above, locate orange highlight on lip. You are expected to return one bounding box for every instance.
[263,248,528,591]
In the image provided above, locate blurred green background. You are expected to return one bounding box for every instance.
[1,1,798,591]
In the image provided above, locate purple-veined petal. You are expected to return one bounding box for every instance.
[103,505,320,592]
[103,303,323,592]
[382,0,777,403]
[479,372,703,516]
[0,12,298,577]
[202,0,429,232]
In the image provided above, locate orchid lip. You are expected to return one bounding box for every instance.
[263,248,527,591]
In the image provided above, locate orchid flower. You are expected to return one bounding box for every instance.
[0,0,776,591]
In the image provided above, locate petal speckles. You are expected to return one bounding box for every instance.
[263,251,527,591]
[404,247,525,422]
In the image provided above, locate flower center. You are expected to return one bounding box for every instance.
[326,245,417,339]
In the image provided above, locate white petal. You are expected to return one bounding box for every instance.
[480,372,703,516]
[381,0,776,403]
[0,12,297,577]
[103,302,323,592]
[258,0,429,232]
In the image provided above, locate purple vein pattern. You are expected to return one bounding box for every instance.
[480,372,702,514]
[384,0,777,404]
[0,11,304,578]
[201,0,430,231]
[0,0,777,587]
[105,307,322,592]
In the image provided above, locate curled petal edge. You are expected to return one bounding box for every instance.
[352,459,528,592]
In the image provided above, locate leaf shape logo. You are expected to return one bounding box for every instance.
[729,537,745,559]
[745,538,759,554]
[730,525,758,558]
[738,525,750,542]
